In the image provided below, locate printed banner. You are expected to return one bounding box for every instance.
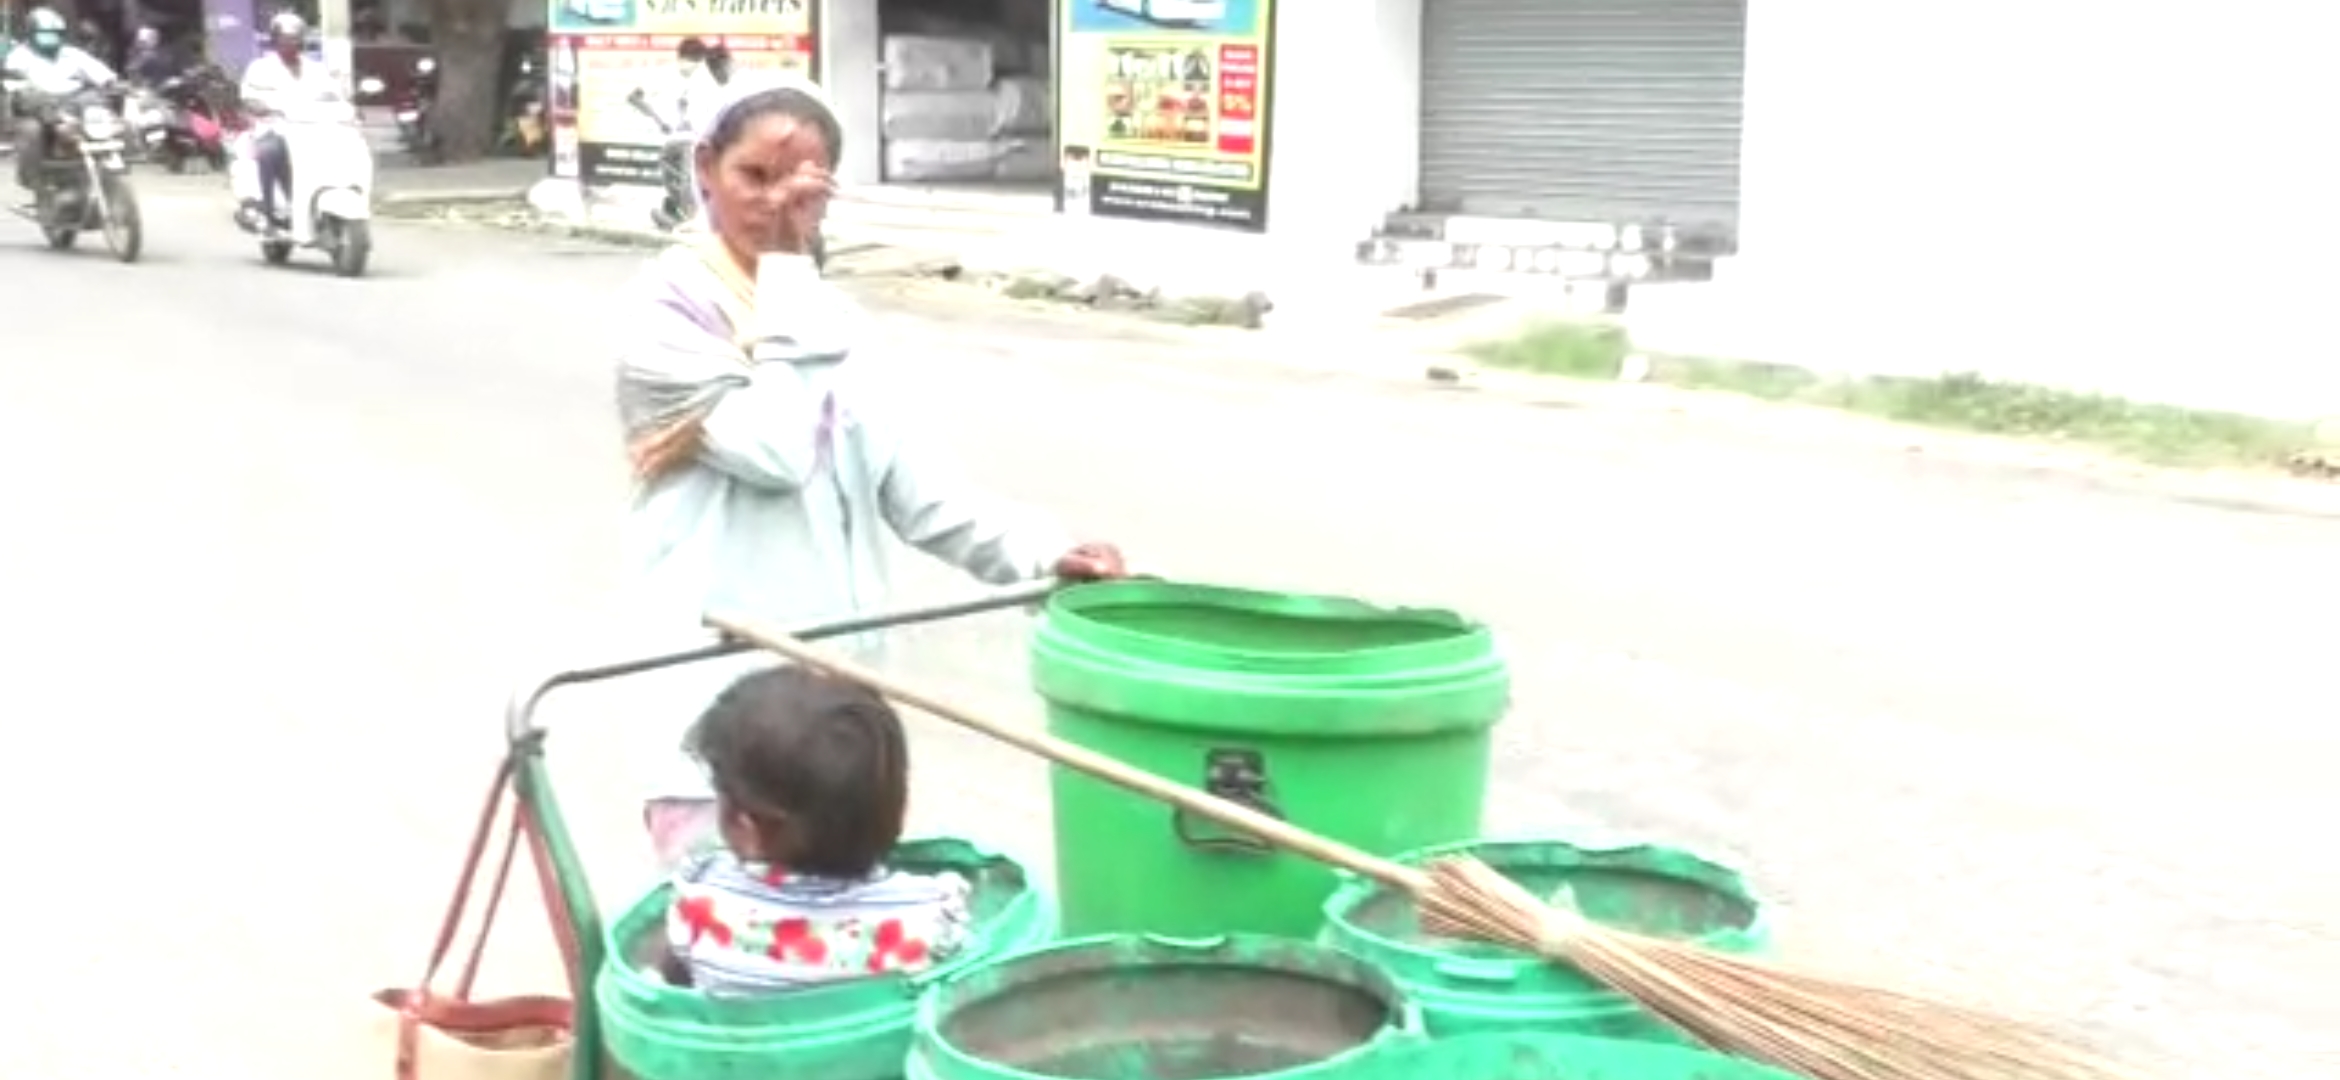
[1057,0,1274,232]
[561,33,812,187]
[550,0,811,40]
[548,0,814,189]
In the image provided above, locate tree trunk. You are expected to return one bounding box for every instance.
[421,0,503,162]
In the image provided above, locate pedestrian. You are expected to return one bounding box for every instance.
[612,74,1128,871]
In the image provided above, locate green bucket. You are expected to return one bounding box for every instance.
[1030,580,1511,939]
[1378,1032,1806,1080]
[1319,839,1769,1044]
[907,932,1425,1080]
[596,838,1055,1080]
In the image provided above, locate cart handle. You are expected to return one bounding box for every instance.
[502,579,1062,745]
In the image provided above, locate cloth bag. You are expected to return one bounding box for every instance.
[362,758,580,1080]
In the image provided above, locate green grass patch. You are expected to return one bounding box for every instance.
[1465,320,2321,469]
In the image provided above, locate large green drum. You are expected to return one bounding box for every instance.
[594,838,1054,1080]
[1320,839,1770,1044]
[907,933,1424,1080]
[1030,581,1511,939]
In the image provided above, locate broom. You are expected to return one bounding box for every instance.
[708,613,2145,1080]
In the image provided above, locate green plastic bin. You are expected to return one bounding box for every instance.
[1030,581,1511,939]
[595,838,1054,1080]
[906,933,1425,1080]
[1377,1031,1806,1080]
[1320,838,1769,1044]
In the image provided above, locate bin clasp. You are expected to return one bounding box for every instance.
[1172,746,1283,857]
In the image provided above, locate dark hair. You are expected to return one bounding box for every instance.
[676,36,709,61]
[686,665,907,878]
[703,87,842,168]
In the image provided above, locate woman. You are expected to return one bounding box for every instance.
[615,75,1127,870]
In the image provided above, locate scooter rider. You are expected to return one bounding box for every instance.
[239,11,340,229]
[4,8,118,207]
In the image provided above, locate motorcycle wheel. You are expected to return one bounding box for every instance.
[330,219,372,278]
[98,174,141,264]
[34,186,75,249]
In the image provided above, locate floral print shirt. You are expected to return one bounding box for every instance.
[664,849,974,997]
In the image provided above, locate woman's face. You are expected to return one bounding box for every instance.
[697,110,833,258]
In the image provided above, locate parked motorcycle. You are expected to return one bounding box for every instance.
[503,55,544,156]
[236,97,374,276]
[144,68,236,173]
[7,86,143,261]
[393,55,436,162]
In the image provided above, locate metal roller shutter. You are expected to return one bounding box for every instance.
[1419,0,1747,239]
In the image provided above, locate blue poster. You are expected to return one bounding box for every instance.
[204,0,257,70]
[1069,0,1261,37]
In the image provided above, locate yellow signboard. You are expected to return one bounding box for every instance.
[1057,0,1274,232]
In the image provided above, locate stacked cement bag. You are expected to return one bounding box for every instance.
[879,31,1055,183]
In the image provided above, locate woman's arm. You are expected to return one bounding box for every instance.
[876,433,1068,585]
[618,282,828,491]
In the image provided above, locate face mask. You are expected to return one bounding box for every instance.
[679,61,702,78]
[30,31,62,51]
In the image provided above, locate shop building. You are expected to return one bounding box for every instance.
[804,0,1754,305]
[551,0,2336,413]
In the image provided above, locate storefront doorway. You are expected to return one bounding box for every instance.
[1417,0,1747,249]
[872,0,1053,192]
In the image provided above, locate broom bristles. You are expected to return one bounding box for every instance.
[1418,858,2144,1080]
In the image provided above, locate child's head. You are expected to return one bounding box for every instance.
[685,665,908,877]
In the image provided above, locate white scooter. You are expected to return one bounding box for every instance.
[234,96,374,276]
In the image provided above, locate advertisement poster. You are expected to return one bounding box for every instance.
[1057,0,1275,232]
[547,0,815,188]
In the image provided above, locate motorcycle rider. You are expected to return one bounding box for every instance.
[4,7,118,208]
[238,11,340,230]
[126,26,179,86]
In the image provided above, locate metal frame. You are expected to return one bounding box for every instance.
[491,580,1059,1080]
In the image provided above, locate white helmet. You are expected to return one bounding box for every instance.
[268,11,307,38]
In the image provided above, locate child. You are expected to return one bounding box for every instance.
[662,665,972,996]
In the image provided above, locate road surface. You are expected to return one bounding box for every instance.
[0,180,2328,1080]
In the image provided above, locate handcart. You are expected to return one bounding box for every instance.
[392,581,1060,1080]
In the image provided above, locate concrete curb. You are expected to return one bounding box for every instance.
[375,186,534,208]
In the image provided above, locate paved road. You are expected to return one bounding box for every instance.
[0,181,2330,1080]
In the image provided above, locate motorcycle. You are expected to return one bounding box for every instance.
[124,84,169,161]
[393,55,436,162]
[6,85,143,261]
[503,55,544,157]
[143,69,235,173]
[236,97,374,277]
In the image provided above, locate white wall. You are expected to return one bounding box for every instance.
[822,0,882,186]
[1637,0,2340,418]
[1017,0,1426,305]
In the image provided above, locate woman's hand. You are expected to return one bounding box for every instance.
[629,414,706,481]
[775,162,835,254]
[1053,542,1128,582]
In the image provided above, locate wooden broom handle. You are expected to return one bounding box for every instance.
[707,612,1434,894]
